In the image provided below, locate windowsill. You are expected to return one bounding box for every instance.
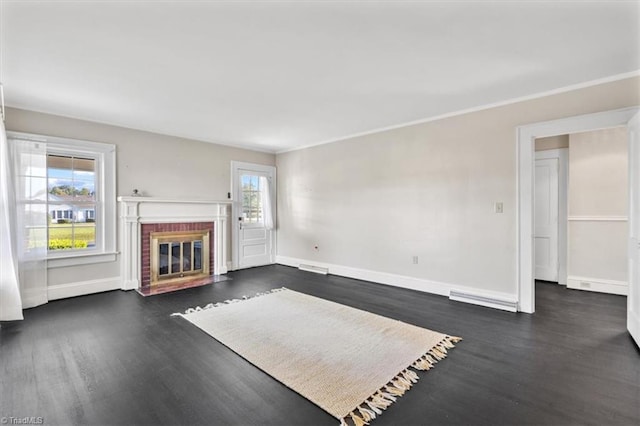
[48,251,119,268]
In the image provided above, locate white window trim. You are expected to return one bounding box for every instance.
[8,131,117,268]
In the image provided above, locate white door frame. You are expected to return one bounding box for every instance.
[535,148,569,285]
[230,161,277,270]
[517,106,639,313]
[627,112,640,346]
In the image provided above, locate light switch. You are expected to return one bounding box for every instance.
[494,202,504,213]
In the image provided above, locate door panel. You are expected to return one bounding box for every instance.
[238,170,271,268]
[243,243,267,257]
[535,158,559,282]
[243,228,267,240]
[231,162,276,270]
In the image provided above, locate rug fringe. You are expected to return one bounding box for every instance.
[171,287,287,317]
[338,334,462,426]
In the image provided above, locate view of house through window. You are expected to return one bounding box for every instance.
[47,154,97,250]
[241,174,263,224]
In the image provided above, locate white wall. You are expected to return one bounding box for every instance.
[276,77,639,298]
[5,107,275,291]
[568,127,628,294]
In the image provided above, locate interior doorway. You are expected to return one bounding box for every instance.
[517,107,639,348]
[534,128,629,296]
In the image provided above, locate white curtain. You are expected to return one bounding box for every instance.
[11,137,48,309]
[0,119,24,320]
[260,176,274,230]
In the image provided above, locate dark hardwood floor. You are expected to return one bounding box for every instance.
[1,266,638,425]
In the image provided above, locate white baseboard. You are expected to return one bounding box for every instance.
[20,287,48,309]
[277,255,450,296]
[276,255,518,312]
[48,276,121,301]
[567,276,627,296]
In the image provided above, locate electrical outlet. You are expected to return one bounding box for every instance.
[494,202,504,213]
[412,256,419,264]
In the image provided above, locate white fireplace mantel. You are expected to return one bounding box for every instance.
[118,196,231,291]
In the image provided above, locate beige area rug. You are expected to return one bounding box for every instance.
[173,288,461,425]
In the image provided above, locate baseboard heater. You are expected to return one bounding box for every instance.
[449,290,518,313]
[298,264,329,275]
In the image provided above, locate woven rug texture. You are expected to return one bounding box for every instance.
[175,288,460,425]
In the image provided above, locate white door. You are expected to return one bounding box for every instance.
[231,162,276,269]
[627,112,640,346]
[534,157,559,282]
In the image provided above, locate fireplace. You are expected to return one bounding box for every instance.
[151,230,210,284]
[140,222,214,292]
[118,197,230,294]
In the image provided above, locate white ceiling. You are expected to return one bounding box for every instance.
[2,1,639,153]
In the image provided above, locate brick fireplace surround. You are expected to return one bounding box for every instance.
[118,197,230,293]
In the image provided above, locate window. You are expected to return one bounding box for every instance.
[47,154,97,250]
[241,174,263,224]
[8,132,116,266]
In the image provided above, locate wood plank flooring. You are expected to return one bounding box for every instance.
[1,265,638,425]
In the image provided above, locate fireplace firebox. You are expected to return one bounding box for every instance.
[150,229,210,286]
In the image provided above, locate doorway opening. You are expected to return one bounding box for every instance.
[534,128,629,299]
[517,107,639,339]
